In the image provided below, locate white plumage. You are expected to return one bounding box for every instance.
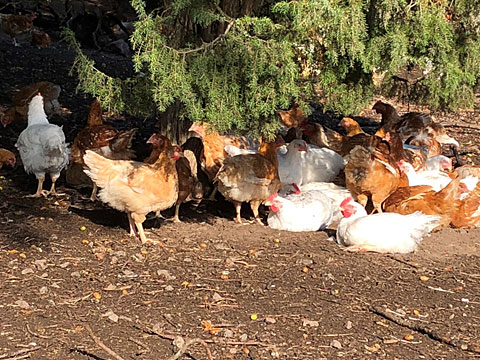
[15,93,69,197]
[300,182,351,222]
[265,190,333,232]
[300,144,346,185]
[399,160,451,192]
[336,198,440,253]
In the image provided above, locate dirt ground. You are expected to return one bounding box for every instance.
[0,29,480,360]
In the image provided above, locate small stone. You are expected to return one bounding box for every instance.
[39,286,48,295]
[265,316,276,324]
[330,339,342,349]
[21,267,34,275]
[345,320,353,329]
[239,334,248,342]
[165,285,174,292]
[223,329,234,338]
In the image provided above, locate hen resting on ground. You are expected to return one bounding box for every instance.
[336,197,440,253]
[0,148,16,169]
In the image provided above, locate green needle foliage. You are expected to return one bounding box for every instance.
[65,0,480,138]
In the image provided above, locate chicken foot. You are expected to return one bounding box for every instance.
[47,175,65,196]
[344,244,387,253]
[26,175,48,198]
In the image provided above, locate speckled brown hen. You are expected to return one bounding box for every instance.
[145,134,203,222]
[70,98,136,200]
[214,140,282,224]
[345,133,408,214]
[0,13,36,46]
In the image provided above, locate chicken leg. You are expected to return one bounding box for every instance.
[250,200,264,225]
[26,175,47,198]
[173,204,182,223]
[47,175,64,196]
[127,213,136,237]
[90,183,98,201]
[233,201,243,224]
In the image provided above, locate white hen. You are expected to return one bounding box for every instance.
[300,182,351,222]
[265,190,333,232]
[425,155,453,172]
[398,159,451,192]
[300,144,345,185]
[336,197,440,253]
[15,93,69,197]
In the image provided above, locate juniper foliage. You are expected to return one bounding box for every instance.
[65,0,480,138]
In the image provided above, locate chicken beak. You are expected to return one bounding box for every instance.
[146,134,156,144]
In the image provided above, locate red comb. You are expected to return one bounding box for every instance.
[267,193,278,203]
[339,197,353,208]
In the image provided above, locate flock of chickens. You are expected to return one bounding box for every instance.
[1,90,479,254]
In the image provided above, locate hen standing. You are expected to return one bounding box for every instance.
[83,144,180,244]
[15,94,69,197]
[215,140,282,224]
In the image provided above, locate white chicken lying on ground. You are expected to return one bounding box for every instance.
[300,182,351,222]
[264,190,333,232]
[398,160,452,192]
[425,155,453,172]
[336,197,441,253]
[15,93,69,197]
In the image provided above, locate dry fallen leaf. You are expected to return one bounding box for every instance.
[7,249,18,255]
[203,320,221,335]
[420,275,429,282]
[444,266,452,272]
[404,334,414,341]
[413,309,420,316]
[93,292,101,300]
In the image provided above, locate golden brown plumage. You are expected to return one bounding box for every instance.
[31,28,51,48]
[83,145,179,244]
[188,122,258,182]
[451,178,480,228]
[383,176,463,229]
[0,148,16,169]
[70,99,136,200]
[302,122,344,154]
[0,13,36,46]
[277,104,308,128]
[146,134,203,222]
[345,135,408,214]
[214,140,281,224]
[340,117,364,137]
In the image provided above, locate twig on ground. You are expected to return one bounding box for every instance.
[84,324,126,360]
[0,346,41,360]
[25,324,51,339]
[167,337,214,360]
[370,306,480,354]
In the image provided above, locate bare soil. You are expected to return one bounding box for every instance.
[0,30,479,360]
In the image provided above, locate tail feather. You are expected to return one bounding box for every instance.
[83,150,115,186]
[406,212,441,243]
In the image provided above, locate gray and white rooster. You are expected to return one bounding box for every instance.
[16,93,69,197]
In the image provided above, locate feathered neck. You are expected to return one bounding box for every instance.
[27,97,49,126]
